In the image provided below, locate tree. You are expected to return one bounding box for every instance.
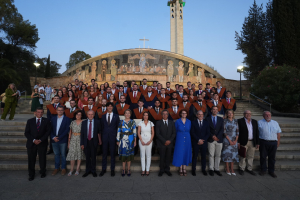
[0,58,21,87]
[37,57,61,78]
[45,54,50,78]
[65,51,91,69]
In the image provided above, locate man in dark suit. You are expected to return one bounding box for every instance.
[100,102,120,177]
[50,106,71,176]
[238,110,259,176]
[190,110,210,176]
[24,108,51,181]
[156,109,176,177]
[206,106,224,176]
[81,110,102,177]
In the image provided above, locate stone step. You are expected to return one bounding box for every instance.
[0,126,25,131]
[0,159,299,171]
[0,121,27,126]
[0,131,24,136]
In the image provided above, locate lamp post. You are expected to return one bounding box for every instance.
[34,62,40,85]
[237,66,244,100]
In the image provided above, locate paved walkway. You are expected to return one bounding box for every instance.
[0,170,300,200]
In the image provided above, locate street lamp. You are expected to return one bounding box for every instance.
[237,66,244,100]
[34,62,40,85]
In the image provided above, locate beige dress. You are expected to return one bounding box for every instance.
[66,120,85,161]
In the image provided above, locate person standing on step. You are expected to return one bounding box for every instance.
[25,108,51,181]
[258,111,281,178]
[50,106,71,176]
[1,83,18,121]
[31,88,41,113]
[238,110,259,176]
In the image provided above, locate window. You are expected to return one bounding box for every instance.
[172,9,174,13]
[172,15,174,18]
[180,9,182,13]
[180,15,182,19]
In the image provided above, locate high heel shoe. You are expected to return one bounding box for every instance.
[146,171,150,176]
[183,169,187,176]
[179,169,183,176]
[127,170,131,177]
[141,171,145,176]
[122,170,125,177]
[225,168,231,175]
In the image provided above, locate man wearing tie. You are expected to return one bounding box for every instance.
[139,78,148,95]
[167,99,181,120]
[114,85,127,104]
[189,95,208,121]
[143,86,157,109]
[156,88,170,109]
[100,102,120,177]
[216,81,226,100]
[64,100,80,120]
[123,81,130,94]
[155,83,162,95]
[190,110,210,176]
[156,109,176,176]
[81,110,102,177]
[103,87,112,100]
[178,85,185,98]
[114,95,130,116]
[25,108,51,181]
[129,84,142,110]
[180,94,192,113]
[83,97,98,119]
[221,91,236,112]
[165,82,174,95]
[207,93,224,116]
[96,99,107,119]
[206,106,224,176]
[195,84,204,96]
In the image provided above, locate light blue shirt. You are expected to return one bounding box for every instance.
[148,92,152,98]
[217,87,222,94]
[258,119,281,141]
[211,115,217,124]
[54,115,64,139]
[87,119,94,139]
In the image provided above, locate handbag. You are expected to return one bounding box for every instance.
[238,145,246,158]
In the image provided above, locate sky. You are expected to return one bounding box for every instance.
[14,0,270,80]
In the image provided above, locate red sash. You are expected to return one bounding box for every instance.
[218,88,226,99]
[139,86,148,95]
[177,95,183,104]
[192,102,207,112]
[156,95,170,109]
[167,107,181,120]
[65,108,79,119]
[166,88,175,95]
[46,104,57,115]
[97,108,107,118]
[149,108,163,121]
[144,93,156,102]
[180,102,192,110]
[80,98,89,106]
[103,92,112,100]
[63,93,68,98]
[221,98,236,109]
[129,92,142,104]
[89,92,98,99]
[207,101,223,112]
[133,108,148,119]
[83,106,98,116]
[116,104,130,115]
[189,96,196,103]
[205,89,211,99]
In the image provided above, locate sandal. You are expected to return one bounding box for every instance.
[183,169,187,176]
[127,170,131,177]
[122,170,125,177]
[75,170,80,176]
[68,171,73,176]
[141,171,145,176]
[179,168,183,176]
[146,171,150,176]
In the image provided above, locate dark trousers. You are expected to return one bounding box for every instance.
[85,139,97,173]
[102,138,116,170]
[27,143,47,177]
[134,134,139,155]
[48,136,53,151]
[192,143,207,171]
[259,140,277,173]
[158,145,172,173]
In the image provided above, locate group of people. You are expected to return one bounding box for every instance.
[24,78,281,181]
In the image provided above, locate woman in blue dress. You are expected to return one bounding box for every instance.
[172,109,192,176]
[45,84,52,101]
[116,109,137,177]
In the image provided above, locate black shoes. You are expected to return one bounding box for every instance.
[92,172,97,177]
[158,172,164,177]
[269,172,277,178]
[246,169,256,176]
[41,173,46,178]
[111,170,115,177]
[209,170,214,176]
[82,172,91,177]
[259,171,266,176]
[202,171,208,176]
[192,170,196,176]
[214,170,222,176]
[165,171,172,176]
[99,170,106,177]
[28,176,34,181]
[239,169,244,176]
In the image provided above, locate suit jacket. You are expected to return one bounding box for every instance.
[155,120,176,148]
[238,118,259,146]
[80,119,101,147]
[206,116,224,143]
[46,103,61,120]
[101,113,120,141]
[50,115,71,144]
[24,117,51,148]
[190,119,210,146]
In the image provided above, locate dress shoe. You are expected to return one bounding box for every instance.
[28,176,34,181]
[209,170,214,176]
[41,173,46,178]
[269,172,277,178]
[82,172,91,177]
[99,170,106,177]
[61,169,67,176]
[192,170,196,176]
[92,172,97,177]
[111,170,115,177]
[158,172,163,177]
[239,169,244,176]
[202,171,208,176]
[46,150,53,155]
[166,171,172,176]
[52,169,59,176]
[259,171,266,176]
[214,170,222,176]
[246,169,256,176]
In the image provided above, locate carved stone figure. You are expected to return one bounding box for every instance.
[111,59,117,81]
[102,60,107,81]
[177,61,184,82]
[187,63,194,77]
[197,67,203,83]
[167,60,174,82]
[91,62,97,80]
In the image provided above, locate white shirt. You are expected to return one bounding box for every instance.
[214,100,218,106]
[106,112,113,122]
[133,91,137,97]
[198,101,202,106]
[120,103,125,108]
[88,105,93,110]
[87,119,94,138]
[244,117,253,140]
[226,98,231,103]
[53,115,64,139]
[155,107,160,113]
[138,121,154,141]
[143,85,147,90]
[111,89,116,94]
[197,119,203,127]
[102,107,106,112]
[161,94,165,98]
[173,106,178,113]
[163,119,168,125]
[139,107,143,113]
[39,94,44,104]
[183,102,187,107]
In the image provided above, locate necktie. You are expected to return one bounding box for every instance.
[70,108,73,113]
[134,92,136,98]
[88,120,92,140]
[121,104,124,109]
[184,102,186,107]
[174,107,177,114]
[164,121,167,128]
[107,114,111,125]
[139,108,142,113]
[199,102,202,107]
[54,104,57,109]
[213,117,216,128]
[156,108,159,114]
[199,120,202,128]
[89,106,92,110]
[37,119,40,132]
[227,98,230,104]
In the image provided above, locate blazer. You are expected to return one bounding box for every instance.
[155,120,176,148]
[24,117,51,148]
[238,118,259,146]
[50,115,71,144]
[101,113,120,141]
[80,119,101,147]
[46,103,61,120]
[206,116,224,143]
[190,119,210,146]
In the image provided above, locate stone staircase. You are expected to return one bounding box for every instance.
[0,120,299,172]
[235,100,264,116]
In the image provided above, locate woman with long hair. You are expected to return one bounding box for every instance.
[67,83,72,91]
[31,88,41,113]
[95,94,103,108]
[1,83,18,120]
[94,83,100,93]
[99,84,105,94]
[189,90,197,103]
[78,91,89,109]
[71,85,79,99]
[89,86,98,100]
[78,84,87,96]
[104,82,109,90]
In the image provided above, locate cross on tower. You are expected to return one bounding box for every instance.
[139,37,149,48]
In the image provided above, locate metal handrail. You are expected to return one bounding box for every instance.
[249,93,272,113]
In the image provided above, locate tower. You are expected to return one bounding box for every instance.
[168,0,185,55]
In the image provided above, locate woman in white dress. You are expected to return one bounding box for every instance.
[137,112,155,176]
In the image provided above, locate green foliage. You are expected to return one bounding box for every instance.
[251,65,300,112]
[65,51,91,69]
[45,54,50,78]
[0,58,21,87]
[37,57,61,78]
